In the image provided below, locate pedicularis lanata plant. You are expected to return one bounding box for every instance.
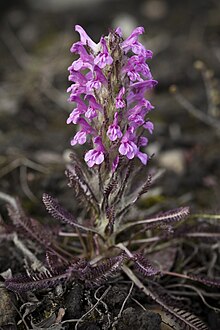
[3,26,220,329]
[64,25,159,243]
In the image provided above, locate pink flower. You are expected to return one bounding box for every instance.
[123,55,152,82]
[86,66,107,92]
[70,42,94,71]
[136,151,148,165]
[75,25,99,52]
[130,80,158,94]
[121,27,152,57]
[94,37,113,69]
[71,131,87,145]
[127,80,157,104]
[71,118,95,145]
[121,27,145,53]
[107,113,123,141]
[85,95,102,120]
[139,136,148,146]
[119,129,138,159]
[84,136,105,167]
[119,140,138,159]
[84,149,104,167]
[128,113,145,127]
[143,121,154,134]
[136,136,148,164]
[66,96,87,124]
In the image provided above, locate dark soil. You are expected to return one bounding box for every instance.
[0,0,220,329]
[63,283,161,329]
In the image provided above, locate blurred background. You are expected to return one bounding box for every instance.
[0,0,220,213]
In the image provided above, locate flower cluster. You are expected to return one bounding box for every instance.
[67,25,157,169]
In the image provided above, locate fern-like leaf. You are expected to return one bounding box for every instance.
[7,199,53,247]
[116,174,152,219]
[113,161,133,203]
[137,174,152,199]
[187,273,220,287]
[150,283,209,330]
[42,193,98,233]
[140,206,190,226]
[85,254,125,286]
[166,307,209,330]
[133,253,161,277]
[118,206,190,234]
[104,206,116,235]
[65,165,99,214]
[5,271,71,292]
[45,250,69,273]
[103,179,118,201]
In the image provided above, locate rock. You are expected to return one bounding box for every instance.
[158,149,185,175]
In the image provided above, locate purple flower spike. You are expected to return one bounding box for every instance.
[107,113,123,141]
[67,25,157,168]
[94,37,113,69]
